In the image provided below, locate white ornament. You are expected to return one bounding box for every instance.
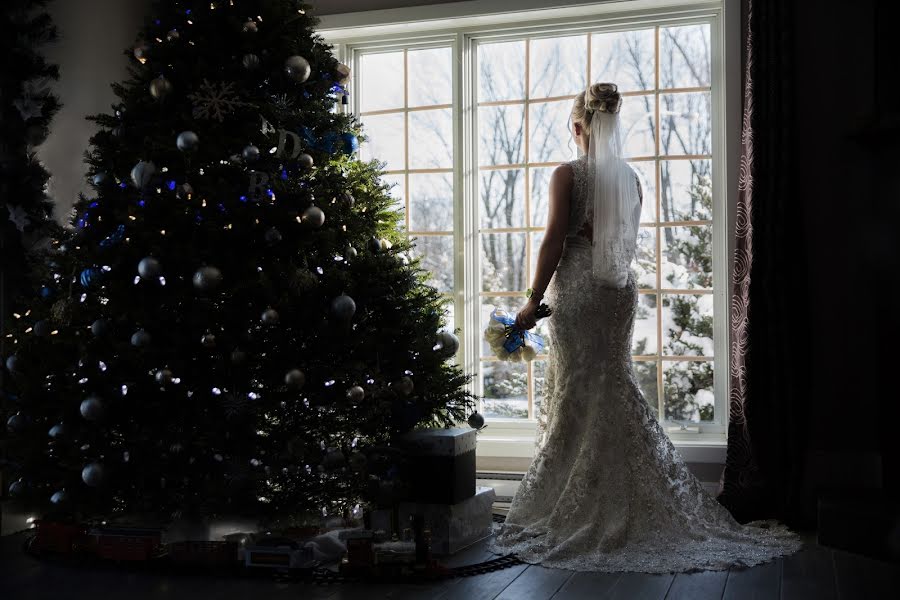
[131,161,157,188]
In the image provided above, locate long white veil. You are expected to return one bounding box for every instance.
[579,104,642,288]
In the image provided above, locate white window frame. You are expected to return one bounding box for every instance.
[320,0,740,467]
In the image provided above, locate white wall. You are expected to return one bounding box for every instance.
[309,0,462,15]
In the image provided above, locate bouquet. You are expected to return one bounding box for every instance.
[483,303,552,362]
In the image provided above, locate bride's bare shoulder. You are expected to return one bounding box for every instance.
[551,162,575,188]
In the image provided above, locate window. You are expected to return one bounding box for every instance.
[332,1,730,444]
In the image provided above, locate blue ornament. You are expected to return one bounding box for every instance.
[80,267,102,288]
[99,224,126,249]
[340,132,359,155]
[40,286,53,298]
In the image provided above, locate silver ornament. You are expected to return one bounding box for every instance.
[346,385,365,402]
[48,423,67,439]
[6,413,27,433]
[395,376,414,396]
[176,130,200,152]
[155,368,174,385]
[265,227,282,245]
[80,396,105,421]
[33,320,51,337]
[467,411,486,430]
[368,237,383,253]
[82,463,105,487]
[50,490,68,505]
[8,479,26,497]
[176,183,193,199]
[201,334,216,348]
[335,63,351,85]
[131,160,156,188]
[242,145,260,162]
[92,172,109,186]
[167,29,180,41]
[133,43,149,63]
[131,329,151,347]
[285,369,306,389]
[193,266,223,291]
[242,20,258,33]
[435,331,460,357]
[301,205,325,228]
[284,55,311,83]
[138,257,162,280]
[261,308,280,324]
[341,191,355,206]
[91,319,109,337]
[345,245,358,259]
[330,294,356,321]
[298,153,314,169]
[149,76,173,100]
[242,53,261,70]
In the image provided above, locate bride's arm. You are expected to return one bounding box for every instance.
[515,164,573,329]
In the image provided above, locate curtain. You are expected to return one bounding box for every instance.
[715,0,812,527]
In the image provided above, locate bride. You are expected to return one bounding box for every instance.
[487,83,803,573]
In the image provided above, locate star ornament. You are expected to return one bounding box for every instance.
[6,204,30,232]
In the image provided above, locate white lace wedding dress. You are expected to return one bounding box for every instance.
[487,155,803,573]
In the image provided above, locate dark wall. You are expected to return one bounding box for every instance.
[792,0,899,501]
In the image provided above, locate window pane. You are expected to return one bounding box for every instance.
[441,298,455,335]
[659,92,711,156]
[660,24,711,89]
[634,359,659,419]
[661,293,714,356]
[480,361,528,419]
[660,160,712,222]
[663,360,714,422]
[481,232,526,292]
[529,35,587,99]
[379,173,405,216]
[620,93,656,158]
[478,41,526,102]
[479,169,525,229]
[360,112,405,171]
[359,51,404,112]
[408,47,452,107]
[409,173,453,231]
[478,105,524,166]
[411,234,454,293]
[529,99,579,163]
[635,227,657,290]
[530,166,554,227]
[409,108,453,169]
[661,225,712,289]
[590,29,656,93]
[633,292,658,355]
[629,160,657,223]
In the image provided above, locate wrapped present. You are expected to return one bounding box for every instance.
[90,527,163,561]
[168,541,239,566]
[244,536,315,570]
[30,520,88,555]
[398,427,476,505]
[398,486,496,555]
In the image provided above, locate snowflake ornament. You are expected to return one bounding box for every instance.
[187,80,253,122]
[6,204,30,232]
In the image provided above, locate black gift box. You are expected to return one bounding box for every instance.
[398,427,476,505]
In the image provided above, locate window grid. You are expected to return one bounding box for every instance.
[477,26,714,422]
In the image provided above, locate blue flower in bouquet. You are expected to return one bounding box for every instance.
[483,304,552,362]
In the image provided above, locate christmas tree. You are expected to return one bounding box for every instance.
[0,0,61,359]
[2,0,474,526]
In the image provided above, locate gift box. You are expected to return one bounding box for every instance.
[398,427,476,505]
[398,486,495,555]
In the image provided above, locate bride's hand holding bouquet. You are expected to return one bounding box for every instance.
[483,295,552,362]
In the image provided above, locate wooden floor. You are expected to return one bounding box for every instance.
[1,530,897,600]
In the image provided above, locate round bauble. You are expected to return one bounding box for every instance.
[242,19,258,33]
[301,205,325,228]
[92,172,109,187]
[394,376,414,396]
[193,266,223,291]
[155,368,174,385]
[265,227,282,245]
[48,423,67,439]
[346,385,365,402]
[261,308,280,324]
[242,53,261,70]
[467,411,485,430]
[341,191,355,207]
[330,294,356,321]
[201,334,216,348]
[368,237,383,254]
[335,63,351,85]
[284,55,311,83]
[166,28,180,41]
[91,319,110,337]
[50,490,68,505]
[345,244,358,259]
[82,463,105,487]
[131,329,151,347]
[298,153,314,169]
[131,160,156,188]
[33,320,51,337]
[133,43,149,63]
[340,133,359,155]
[80,396,105,421]
[149,76,173,100]
[80,267,102,288]
[5,355,20,373]
[6,413,27,433]
[138,257,162,280]
[176,182,194,200]
[435,331,460,357]
[8,479,26,498]
[176,130,199,152]
[242,145,260,162]
[284,369,306,389]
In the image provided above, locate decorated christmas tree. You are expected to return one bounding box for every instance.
[2,0,474,526]
[0,0,61,357]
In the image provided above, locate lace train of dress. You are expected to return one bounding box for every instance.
[487,158,803,574]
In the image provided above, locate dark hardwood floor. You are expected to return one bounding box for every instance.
[1,529,896,599]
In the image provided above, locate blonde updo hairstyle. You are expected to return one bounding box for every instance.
[571,82,623,138]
